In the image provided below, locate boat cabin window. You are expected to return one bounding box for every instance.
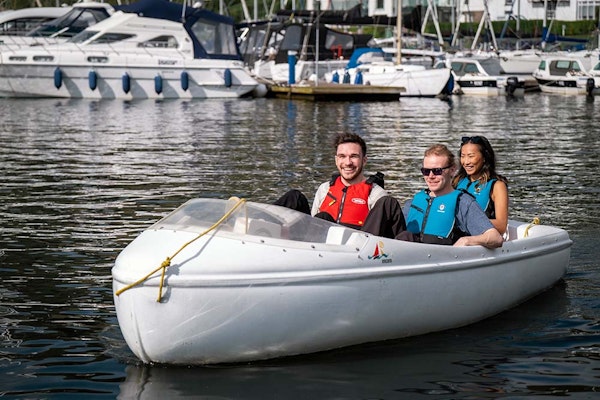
[550,60,581,75]
[138,35,178,48]
[538,60,546,70]
[450,62,465,75]
[463,62,480,74]
[27,8,110,38]
[278,24,303,53]
[324,30,353,52]
[90,33,135,44]
[70,30,98,43]
[191,17,238,56]
[0,17,56,36]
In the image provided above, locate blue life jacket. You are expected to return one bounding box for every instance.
[406,189,467,245]
[456,177,497,218]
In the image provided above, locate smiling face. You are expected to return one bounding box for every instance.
[335,142,367,185]
[460,143,485,180]
[422,153,456,196]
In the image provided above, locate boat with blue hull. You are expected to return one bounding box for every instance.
[0,0,259,99]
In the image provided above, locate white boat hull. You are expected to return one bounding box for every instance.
[455,77,525,97]
[0,4,259,99]
[112,199,572,365]
[326,64,453,97]
[0,60,256,99]
[535,78,600,95]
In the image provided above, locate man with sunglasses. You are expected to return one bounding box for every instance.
[401,144,503,248]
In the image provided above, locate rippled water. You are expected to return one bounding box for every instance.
[1,95,599,399]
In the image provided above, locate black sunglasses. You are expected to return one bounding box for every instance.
[462,136,483,144]
[421,165,453,176]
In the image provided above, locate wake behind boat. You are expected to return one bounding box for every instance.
[0,0,259,99]
[112,197,572,365]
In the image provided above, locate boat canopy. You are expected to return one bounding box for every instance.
[117,0,241,60]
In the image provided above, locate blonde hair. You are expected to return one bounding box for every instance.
[424,144,455,167]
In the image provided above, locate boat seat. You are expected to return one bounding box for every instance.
[233,217,282,238]
[325,226,354,245]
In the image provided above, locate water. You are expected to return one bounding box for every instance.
[0,95,599,399]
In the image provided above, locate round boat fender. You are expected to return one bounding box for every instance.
[506,76,518,96]
[343,71,350,84]
[586,78,595,96]
[88,70,97,91]
[53,67,62,89]
[224,68,232,88]
[122,73,131,94]
[180,71,189,91]
[354,70,363,85]
[332,71,339,83]
[251,83,268,98]
[154,74,163,95]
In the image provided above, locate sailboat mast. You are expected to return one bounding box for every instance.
[396,0,402,64]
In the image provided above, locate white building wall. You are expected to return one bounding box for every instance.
[361,0,588,21]
[474,0,578,21]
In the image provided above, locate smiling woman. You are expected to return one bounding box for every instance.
[454,135,509,235]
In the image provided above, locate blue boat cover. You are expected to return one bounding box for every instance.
[346,47,383,69]
[117,0,241,59]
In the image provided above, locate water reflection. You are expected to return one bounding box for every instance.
[115,285,584,399]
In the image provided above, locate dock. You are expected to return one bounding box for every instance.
[268,82,405,101]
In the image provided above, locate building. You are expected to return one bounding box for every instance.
[304,0,600,22]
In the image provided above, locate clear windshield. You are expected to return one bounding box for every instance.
[150,198,349,243]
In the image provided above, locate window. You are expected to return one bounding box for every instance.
[191,17,238,56]
[27,8,111,38]
[138,36,178,48]
[577,1,600,20]
[91,33,135,44]
[0,17,55,35]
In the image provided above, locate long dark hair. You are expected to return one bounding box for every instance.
[453,136,507,186]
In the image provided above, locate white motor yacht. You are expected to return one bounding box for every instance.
[0,0,259,99]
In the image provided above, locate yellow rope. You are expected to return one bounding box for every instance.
[523,217,541,238]
[115,198,247,302]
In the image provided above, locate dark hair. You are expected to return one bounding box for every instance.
[454,136,507,186]
[333,133,367,156]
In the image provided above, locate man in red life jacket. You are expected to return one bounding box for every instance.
[275,133,405,239]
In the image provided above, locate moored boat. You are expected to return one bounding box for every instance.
[0,1,115,50]
[439,56,531,96]
[532,56,600,96]
[0,6,71,38]
[0,0,260,99]
[324,48,454,97]
[112,197,572,365]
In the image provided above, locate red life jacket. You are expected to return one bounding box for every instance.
[319,176,372,228]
